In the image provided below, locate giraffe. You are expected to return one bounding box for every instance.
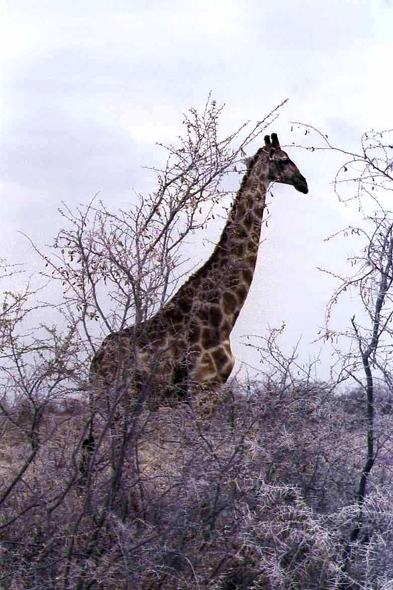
[89,133,308,415]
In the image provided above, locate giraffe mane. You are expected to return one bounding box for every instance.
[238,148,264,193]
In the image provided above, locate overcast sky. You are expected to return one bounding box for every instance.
[1,0,393,381]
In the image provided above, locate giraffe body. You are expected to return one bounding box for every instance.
[90,134,308,407]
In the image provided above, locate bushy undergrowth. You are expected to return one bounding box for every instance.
[0,379,392,589]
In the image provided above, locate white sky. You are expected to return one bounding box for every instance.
[1,0,393,381]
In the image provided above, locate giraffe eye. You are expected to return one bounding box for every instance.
[278,159,290,168]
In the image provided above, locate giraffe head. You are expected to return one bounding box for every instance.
[257,133,308,194]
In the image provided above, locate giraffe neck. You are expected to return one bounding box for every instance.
[168,155,269,337]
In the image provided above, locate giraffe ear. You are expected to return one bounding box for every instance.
[269,148,276,159]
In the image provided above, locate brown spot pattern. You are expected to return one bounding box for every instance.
[202,327,221,349]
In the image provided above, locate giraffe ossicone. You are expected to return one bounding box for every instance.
[90,133,308,414]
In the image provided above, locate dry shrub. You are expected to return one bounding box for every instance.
[0,379,392,589]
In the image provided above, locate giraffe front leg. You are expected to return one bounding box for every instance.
[189,342,235,419]
[211,341,236,384]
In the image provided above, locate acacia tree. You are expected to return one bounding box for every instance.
[297,126,393,587]
[37,97,287,341]
[37,94,287,488]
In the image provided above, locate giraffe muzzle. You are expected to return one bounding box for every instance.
[295,175,309,194]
